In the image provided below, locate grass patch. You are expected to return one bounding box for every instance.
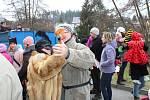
[112,63,150,90]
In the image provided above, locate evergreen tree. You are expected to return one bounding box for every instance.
[80,0,95,36]
[80,0,109,37]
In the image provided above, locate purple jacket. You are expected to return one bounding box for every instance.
[100,40,116,73]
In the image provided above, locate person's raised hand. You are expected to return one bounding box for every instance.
[52,42,68,58]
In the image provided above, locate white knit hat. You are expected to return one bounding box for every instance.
[90,27,99,36]
[117,27,126,33]
[56,23,73,33]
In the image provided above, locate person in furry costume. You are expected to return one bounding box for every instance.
[27,33,66,100]
[124,31,149,100]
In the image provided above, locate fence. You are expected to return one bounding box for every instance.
[0,31,58,47]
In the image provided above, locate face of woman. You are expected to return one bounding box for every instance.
[101,35,106,43]
[90,32,97,38]
[9,43,16,50]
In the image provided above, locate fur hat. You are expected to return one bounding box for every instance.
[23,36,34,47]
[0,43,7,52]
[9,37,17,44]
[90,27,99,36]
[35,31,51,43]
[35,39,52,54]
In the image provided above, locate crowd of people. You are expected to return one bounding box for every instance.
[0,23,149,100]
[86,26,150,100]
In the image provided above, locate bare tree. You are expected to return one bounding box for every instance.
[23,0,28,21]
[9,0,21,21]
[3,0,46,28]
[145,0,150,19]
[28,0,31,27]
[133,0,149,42]
[116,0,149,42]
[111,0,127,28]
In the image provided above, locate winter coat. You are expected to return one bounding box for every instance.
[0,43,13,64]
[90,35,103,61]
[27,51,66,100]
[100,40,116,73]
[1,51,13,64]
[13,48,24,73]
[124,32,149,65]
[62,38,95,100]
[130,63,149,80]
[18,45,35,82]
[0,53,22,100]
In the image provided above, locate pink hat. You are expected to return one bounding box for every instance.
[23,36,34,47]
[0,43,7,52]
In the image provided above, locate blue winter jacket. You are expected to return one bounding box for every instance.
[100,40,116,73]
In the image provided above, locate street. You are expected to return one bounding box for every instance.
[91,87,135,100]
[112,88,133,100]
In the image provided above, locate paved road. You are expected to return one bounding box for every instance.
[112,88,133,100]
[91,88,135,100]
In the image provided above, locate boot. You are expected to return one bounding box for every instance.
[90,88,97,94]
[134,96,139,100]
[92,93,102,100]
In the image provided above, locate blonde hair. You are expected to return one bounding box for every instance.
[102,32,114,43]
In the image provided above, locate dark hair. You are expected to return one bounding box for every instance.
[9,37,17,44]
[36,31,51,44]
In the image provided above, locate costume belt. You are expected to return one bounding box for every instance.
[62,79,90,90]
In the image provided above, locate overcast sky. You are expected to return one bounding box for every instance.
[0,0,129,20]
[42,0,85,11]
[42,0,128,11]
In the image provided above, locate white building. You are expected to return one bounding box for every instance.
[72,17,80,28]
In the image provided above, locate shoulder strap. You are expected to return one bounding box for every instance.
[13,56,20,67]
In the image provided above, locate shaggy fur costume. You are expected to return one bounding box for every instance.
[27,51,66,100]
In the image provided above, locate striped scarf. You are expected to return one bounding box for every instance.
[124,29,134,44]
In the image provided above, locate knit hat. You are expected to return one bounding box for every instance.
[0,43,7,52]
[90,27,99,36]
[9,37,17,44]
[55,23,73,35]
[117,27,126,33]
[23,36,34,47]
